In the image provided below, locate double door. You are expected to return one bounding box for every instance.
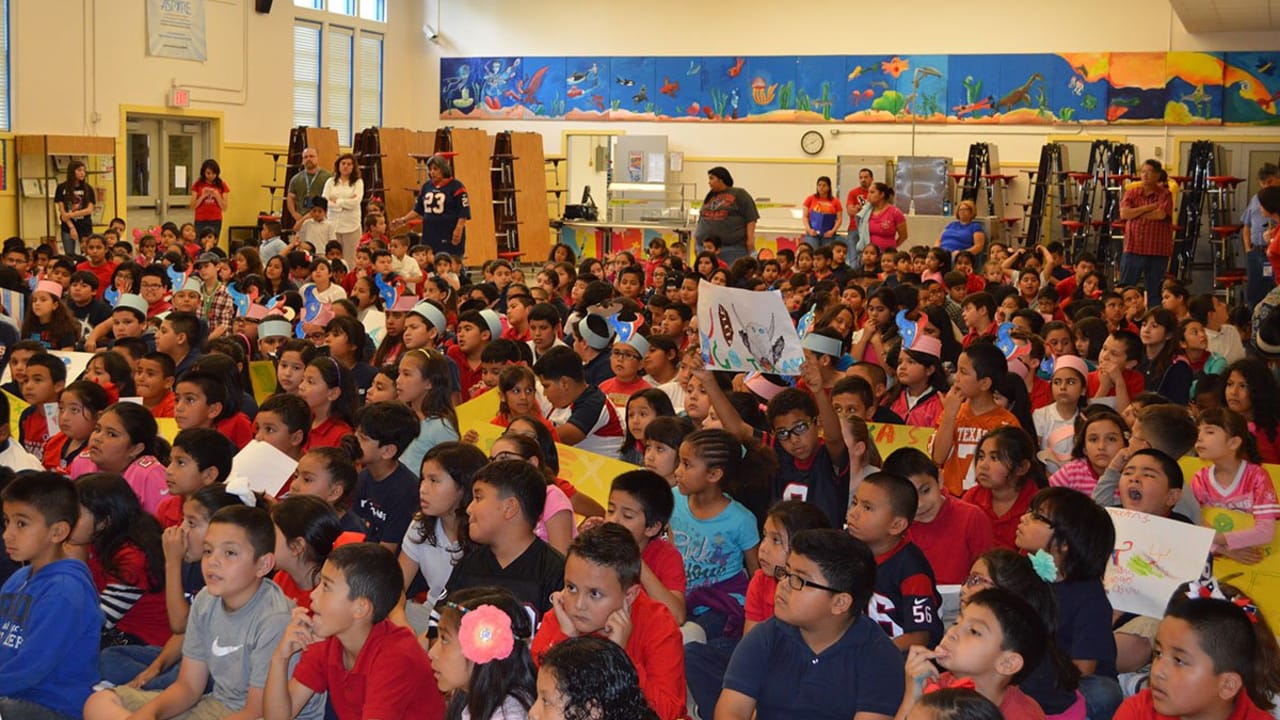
[125,116,211,230]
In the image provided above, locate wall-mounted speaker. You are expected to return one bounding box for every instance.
[255,0,274,13]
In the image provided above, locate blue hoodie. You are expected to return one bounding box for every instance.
[0,557,102,716]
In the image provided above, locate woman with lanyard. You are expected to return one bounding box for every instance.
[392,154,470,260]
[694,166,759,264]
[55,161,96,256]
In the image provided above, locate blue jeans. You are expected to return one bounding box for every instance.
[719,244,749,265]
[1119,252,1168,306]
[1247,247,1271,309]
[1079,673,1123,720]
[99,644,183,690]
[685,637,738,718]
[0,697,76,720]
[60,230,77,256]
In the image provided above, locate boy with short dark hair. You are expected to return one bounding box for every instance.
[84,505,325,720]
[156,310,204,378]
[717,529,905,720]
[135,351,177,417]
[933,342,1019,496]
[884,447,994,585]
[531,523,686,720]
[961,292,998,347]
[535,345,624,457]
[1093,404,1200,521]
[504,294,535,343]
[835,370,904,424]
[68,270,113,327]
[264,543,445,720]
[604,469,687,623]
[351,402,421,552]
[448,309,494,401]
[0,472,102,719]
[445,459,565,618]
[1114,597,1271,720]
[158,428,235,528]
[19,353,66,458]
[173,370,231,433]
[1087,330,1145,413]
[845,471,943,650]
[526,302,566,363]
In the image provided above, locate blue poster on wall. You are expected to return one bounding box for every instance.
[651,57,701,119]
[895,54,948,121]
[440,57,483,116]
[996,55,1058,124]
[796,56,843,121]
[611,57,656,117]
[946,55,1000,121]
[1224,52,1280,125]
[563,57,611,117]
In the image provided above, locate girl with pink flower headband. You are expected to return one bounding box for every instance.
[429,587,536,720]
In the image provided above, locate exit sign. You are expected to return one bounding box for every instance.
[168,88,191,108]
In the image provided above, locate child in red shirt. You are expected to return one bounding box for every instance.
[43,380,109,475]
[960,427,1044,550]
[532,524,685,720]
[1086,331,1145,414]
[135,352,176,419]
[592,469,687,623]
[299,357,356,452]
[888,447,995,585]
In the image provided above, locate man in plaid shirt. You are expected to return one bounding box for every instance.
[1119,159,1174,305]
[194,252,235,341]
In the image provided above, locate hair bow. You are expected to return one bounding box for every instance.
[923,676,976,695]
[1187,577,1260,624]
[225,476,257,508]
[94,381,121,405]
[1029,549,1058,583]
[456,604,515,664]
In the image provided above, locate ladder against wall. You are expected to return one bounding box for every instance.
[1019,143,1071,248]
[434,128,498,266]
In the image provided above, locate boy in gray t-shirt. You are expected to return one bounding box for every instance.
[84,506,323,720]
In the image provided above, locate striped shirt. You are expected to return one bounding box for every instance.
[1192,461,1280,550]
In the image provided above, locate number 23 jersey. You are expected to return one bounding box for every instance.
[414,178,471,245]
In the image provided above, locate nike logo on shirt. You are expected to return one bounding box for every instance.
[211,637,243,657]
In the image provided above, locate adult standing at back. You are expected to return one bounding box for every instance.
[866,182,908,252]
[1241,162,1279,307]
[392,154,470,261]
[802,175,843,249]
[190,159,230,244]
[694,166,759,265]
[845,167,873,263]
[55,161,96,256]
[287,147,332,225]
[323,152,364,262]
[1119,159,1174,305]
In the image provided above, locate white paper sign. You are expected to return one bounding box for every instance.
[147,0,208,62]
[230,440,299,498]
[1103,507,1215,618]
[696,280,804,375]
[174,165,187,190]
[4,351,101,386]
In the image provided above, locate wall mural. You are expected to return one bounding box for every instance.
[439,52,1280,126]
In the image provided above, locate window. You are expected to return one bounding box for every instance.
[0,0,8,131]
[358,0,385,22]
[293,0,322,8]
[292,21,322,128]
[356,33,383,129]
[294,0,382,21]
[325,26,354,144]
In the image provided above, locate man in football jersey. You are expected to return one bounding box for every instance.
[393,154,471,261]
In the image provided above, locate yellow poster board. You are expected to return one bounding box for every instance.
[249,360,279,406]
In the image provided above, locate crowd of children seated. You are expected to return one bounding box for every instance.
[1,197,1279,720]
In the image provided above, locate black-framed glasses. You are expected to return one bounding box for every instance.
[775,567,842,594]
[610,349,642,361]
[1025,510,1055,528]
[774,419,814,442]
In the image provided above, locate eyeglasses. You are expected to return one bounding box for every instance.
[775,567,842,594]
[140,282,164,290]
[611,349,642,361]
[1025,510,1055,528]
[773,419,814,442]
[963,573,993,589]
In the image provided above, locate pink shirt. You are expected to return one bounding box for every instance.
[1048,458,1101,497]
[535,484,576,544]
[1191,461,1279,550]
[68,452,168,514]
[867,205,907,251]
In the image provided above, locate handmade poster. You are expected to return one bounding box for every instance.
[697,280,804,375]
[230,440,299,497]
[248,360,278,405]
[0,288,24,323]
[3,351,94,387]
[1103,507,1214,618]
[454,387,638,506]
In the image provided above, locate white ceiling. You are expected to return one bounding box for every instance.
[1170,0,1280,32]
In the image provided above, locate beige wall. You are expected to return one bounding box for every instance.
[5,0,425,237]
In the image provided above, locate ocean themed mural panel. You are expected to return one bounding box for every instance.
[563,57,611,118]
[651,57,701,119]
[1224,52,1280,125]
[1107,52,1169,123]
[996,56,1058,124]
[610,57,657,118]
[796,56,844,121]
[1052,53,1110,124]
[436,52,1280,126]
[1164,52,1223,125]
[947,55,1002,122]
[440,58,484,116]
[895,55,947,122]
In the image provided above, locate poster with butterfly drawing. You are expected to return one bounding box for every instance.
[696,280,804,375]
[1103,507,1214,618]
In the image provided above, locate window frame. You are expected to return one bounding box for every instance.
[292,1,384,145]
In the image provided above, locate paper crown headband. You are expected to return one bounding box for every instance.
[895,310,942,359]
[608,313,648,355]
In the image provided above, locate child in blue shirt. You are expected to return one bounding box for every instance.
[718,529,904,720]
[670,428,773,641]
[0,472,103,720]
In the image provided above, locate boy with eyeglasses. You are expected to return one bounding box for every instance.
[694,359,849,529]
[599,332,654,410]
[716,529,904,720]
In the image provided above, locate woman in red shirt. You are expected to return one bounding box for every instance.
[190,159,230,244]
[802,175,843,248]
